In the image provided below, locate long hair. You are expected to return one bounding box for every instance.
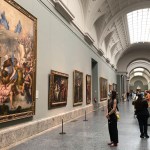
[137,93,143,101]
[111,90,116,100]
[135,93,143,110]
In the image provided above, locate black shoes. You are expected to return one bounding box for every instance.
[107,142,113,145]
[140,134,149,138]
[145,135,149,138]
[140,134,144,138]
[110,143,118,147]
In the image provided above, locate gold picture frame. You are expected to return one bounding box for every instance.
[86,74,91,104]
[100,77,108,101]
[109,84,113,92]
[49,70,68,108]
[0,0,37,123]
[113,83,117,91]
[73,70,83,106]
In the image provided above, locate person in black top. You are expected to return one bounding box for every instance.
[134,93,149,138]
[106,91,118,147]
[127,92,129,101]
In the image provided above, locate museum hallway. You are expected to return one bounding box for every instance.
[5,101,149,150]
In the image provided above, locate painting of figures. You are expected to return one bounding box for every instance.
[0,0,37,123]
[86,75,91,104]
[49,70,68,108]
[73,70,83,106]
[113,83,117,91]
[109,84,113,93]
[100,77,108,101]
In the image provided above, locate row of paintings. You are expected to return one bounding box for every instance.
[0,0,117,123]
[48,70,91,108]
[48,71,117,107]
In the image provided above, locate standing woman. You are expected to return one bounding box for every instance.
[106,90,118,147]
[134,93,149,138]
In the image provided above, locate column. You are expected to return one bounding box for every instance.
[117,74,122,101]
[126,77,130,92]
[117,72,128,101]
[124,75,127,95]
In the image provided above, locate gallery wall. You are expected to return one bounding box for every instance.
[1,0,116,127]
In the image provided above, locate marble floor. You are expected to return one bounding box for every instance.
[8,101,150,150]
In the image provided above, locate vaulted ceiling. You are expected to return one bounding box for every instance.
[55,0,150,76]
[80,0,150,68]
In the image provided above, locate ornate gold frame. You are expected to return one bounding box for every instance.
[73,70,83,106]
[100,77,108,101]
[113,83,117,91]
[86,74,91,104]
[0,0,37,123]
[49,70,69,108]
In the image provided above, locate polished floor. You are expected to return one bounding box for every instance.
[9,101,150,150]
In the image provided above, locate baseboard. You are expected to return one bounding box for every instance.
[0,105,93,149]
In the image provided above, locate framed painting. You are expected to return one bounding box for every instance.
[109,84,113,92]
[100,77,108,101]
[86,75,91,104]
[49,70,68,108]
[73,70,83,106]
[0,0,37,123]
[113,83,117,91]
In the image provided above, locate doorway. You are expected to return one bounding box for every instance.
[91,58,98,108]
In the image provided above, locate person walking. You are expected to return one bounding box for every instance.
[134,93,149,138]
[127,91,130,101]
[106,91,118,147]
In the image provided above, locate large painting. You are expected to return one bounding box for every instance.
[73,70,83,106]
[49,70,68,108]
[86,75,91,104]
[0,0,37,123]
[109,84,113,92]
[100,77,108,101]
[113,83,117,91]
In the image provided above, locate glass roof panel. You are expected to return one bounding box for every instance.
[134,72,143,76]
[134,68,144,72]
[127,8,150,43]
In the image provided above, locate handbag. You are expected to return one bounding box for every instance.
[115,110,120,120]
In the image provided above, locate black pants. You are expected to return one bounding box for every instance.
[108,116,118,143]
[137,116,148,135]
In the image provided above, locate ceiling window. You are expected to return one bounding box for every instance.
[134,72,143,76]
[134,68,144,72]
[127,9,150,44]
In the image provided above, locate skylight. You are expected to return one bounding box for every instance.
[127,8,150,44]
[134,72,143,76]
[134,68,144,72]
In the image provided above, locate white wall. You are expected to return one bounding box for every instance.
[11,0,116,122]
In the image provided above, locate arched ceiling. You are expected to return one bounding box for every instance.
[129,71,150,83]
[127,60,150,76]
[127,60,150,83]
[80,0,150,64]
[130,76,148,85]
[54,0,150,89]
[117,45,150,72]
[59,0,150,69]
